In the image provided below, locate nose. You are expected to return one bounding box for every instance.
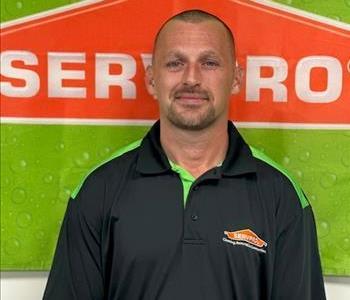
[182,63,201,86]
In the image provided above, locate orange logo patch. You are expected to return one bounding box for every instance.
[224,229,267,249]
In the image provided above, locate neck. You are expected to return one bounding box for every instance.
[160,120,229,178]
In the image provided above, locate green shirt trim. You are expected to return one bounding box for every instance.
[249,146,309,209]
[71,141,308,209]
[71,139,142,199]
[169,161,195,206]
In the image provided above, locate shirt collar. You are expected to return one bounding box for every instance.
[135,121,171,174]
[221,121,257,176]
[135,120,257,176]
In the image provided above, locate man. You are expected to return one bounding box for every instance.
[44,10,326,300]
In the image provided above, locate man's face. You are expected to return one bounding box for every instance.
[146,19,241,131]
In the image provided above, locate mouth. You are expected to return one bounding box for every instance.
[174,93,209,105]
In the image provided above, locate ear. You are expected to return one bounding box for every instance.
[145,65,157,99]
[231,63,243,95]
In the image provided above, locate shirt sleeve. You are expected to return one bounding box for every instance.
[43,175,105,300]
[271,198,326,299]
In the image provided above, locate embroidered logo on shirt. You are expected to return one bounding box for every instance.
[223,229,267,253]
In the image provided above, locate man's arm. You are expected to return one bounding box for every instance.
[272,191,326,299]
[43,175,104,300]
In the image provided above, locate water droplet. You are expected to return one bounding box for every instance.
[4,1,20,15]
[299,151,310,162]
[16,1,23,9]
[329,191,336,198]
[310,194,317,202]
[35,230,45,240]
[17,212,32,228]
[99,147,111,157]
[320,173,337,188]
[293,169,303,179]
[59,188,71,202]
[74,152,90,167]
[56,142,65,151]
[282,156,290,165]
[11,160,27,173]
[339,224,347,234]
[43,174,54,183]
[4,238,21,255]
[318,220,330,238]
[12,188,26,204]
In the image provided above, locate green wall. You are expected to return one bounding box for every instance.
[1,0,350,275]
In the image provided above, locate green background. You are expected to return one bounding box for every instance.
[1,0,350,275]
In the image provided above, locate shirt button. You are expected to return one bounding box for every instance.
[193,186,199,191]
[191,214,199,221]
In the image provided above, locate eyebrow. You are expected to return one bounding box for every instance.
[164,51,186,60]
[163,50,221,60]
[198,51,221,60]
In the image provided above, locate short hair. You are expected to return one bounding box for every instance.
[153,9,235,56]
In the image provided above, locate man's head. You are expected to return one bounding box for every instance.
[145,10,242,131]
[153,10,236,58]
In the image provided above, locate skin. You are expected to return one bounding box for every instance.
[145,19,242,178]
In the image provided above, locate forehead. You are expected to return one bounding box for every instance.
[154,20,233,59]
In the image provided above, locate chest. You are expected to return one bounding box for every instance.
[107,174,275,260]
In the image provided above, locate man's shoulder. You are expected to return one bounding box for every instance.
[71,139,142,199]
[249,146,309,210]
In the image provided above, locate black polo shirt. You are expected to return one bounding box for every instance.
[43,121,326,300]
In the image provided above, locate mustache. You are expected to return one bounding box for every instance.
[173,86,210,100]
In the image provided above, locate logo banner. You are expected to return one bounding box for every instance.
[1,0,349,124]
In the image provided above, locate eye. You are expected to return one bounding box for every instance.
[165,60,184,70]
[202,60,220,69]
